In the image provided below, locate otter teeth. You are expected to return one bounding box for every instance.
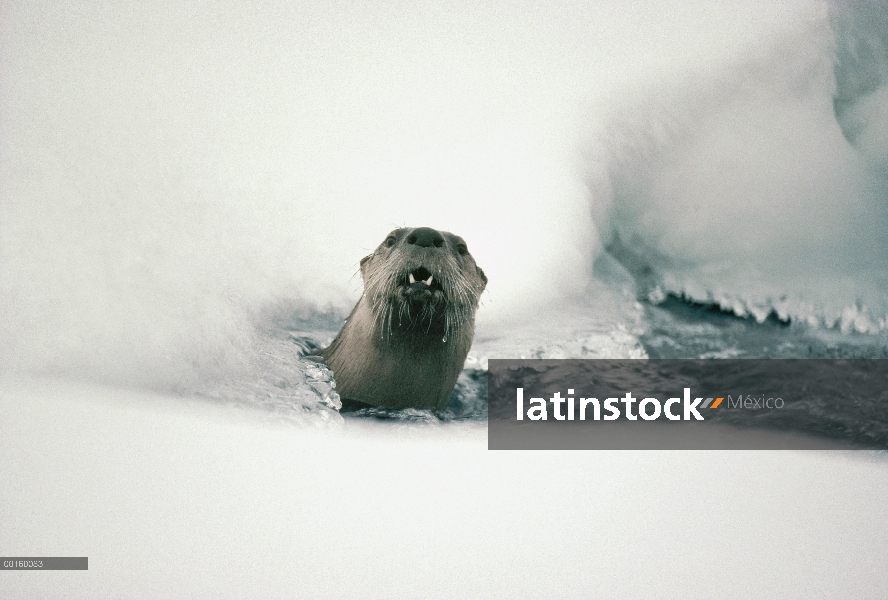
[409,273,415,284]
[408,273,434,286]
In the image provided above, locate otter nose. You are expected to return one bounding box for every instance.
[406,227,445,248]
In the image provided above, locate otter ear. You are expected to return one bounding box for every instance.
[477,266,488,285]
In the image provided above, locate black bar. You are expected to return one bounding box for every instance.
[488,359,888,450]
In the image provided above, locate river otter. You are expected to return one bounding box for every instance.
[322,226,487,410]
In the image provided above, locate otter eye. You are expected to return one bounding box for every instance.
[457,244,468,255]
[385,236,396,248]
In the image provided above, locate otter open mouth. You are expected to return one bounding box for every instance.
[405,267,442,294]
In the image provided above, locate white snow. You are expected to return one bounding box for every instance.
[1,378,886,599]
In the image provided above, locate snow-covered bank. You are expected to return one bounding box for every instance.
[2,378,886,599]
[591,1,888,331]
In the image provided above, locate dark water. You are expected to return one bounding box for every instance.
[641,296,888,360]
[633,298,888,448]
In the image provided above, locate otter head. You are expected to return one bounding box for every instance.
[360,226,487,342]
[322,226,487,410]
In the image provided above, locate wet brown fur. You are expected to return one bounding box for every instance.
[322,227,487,410]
